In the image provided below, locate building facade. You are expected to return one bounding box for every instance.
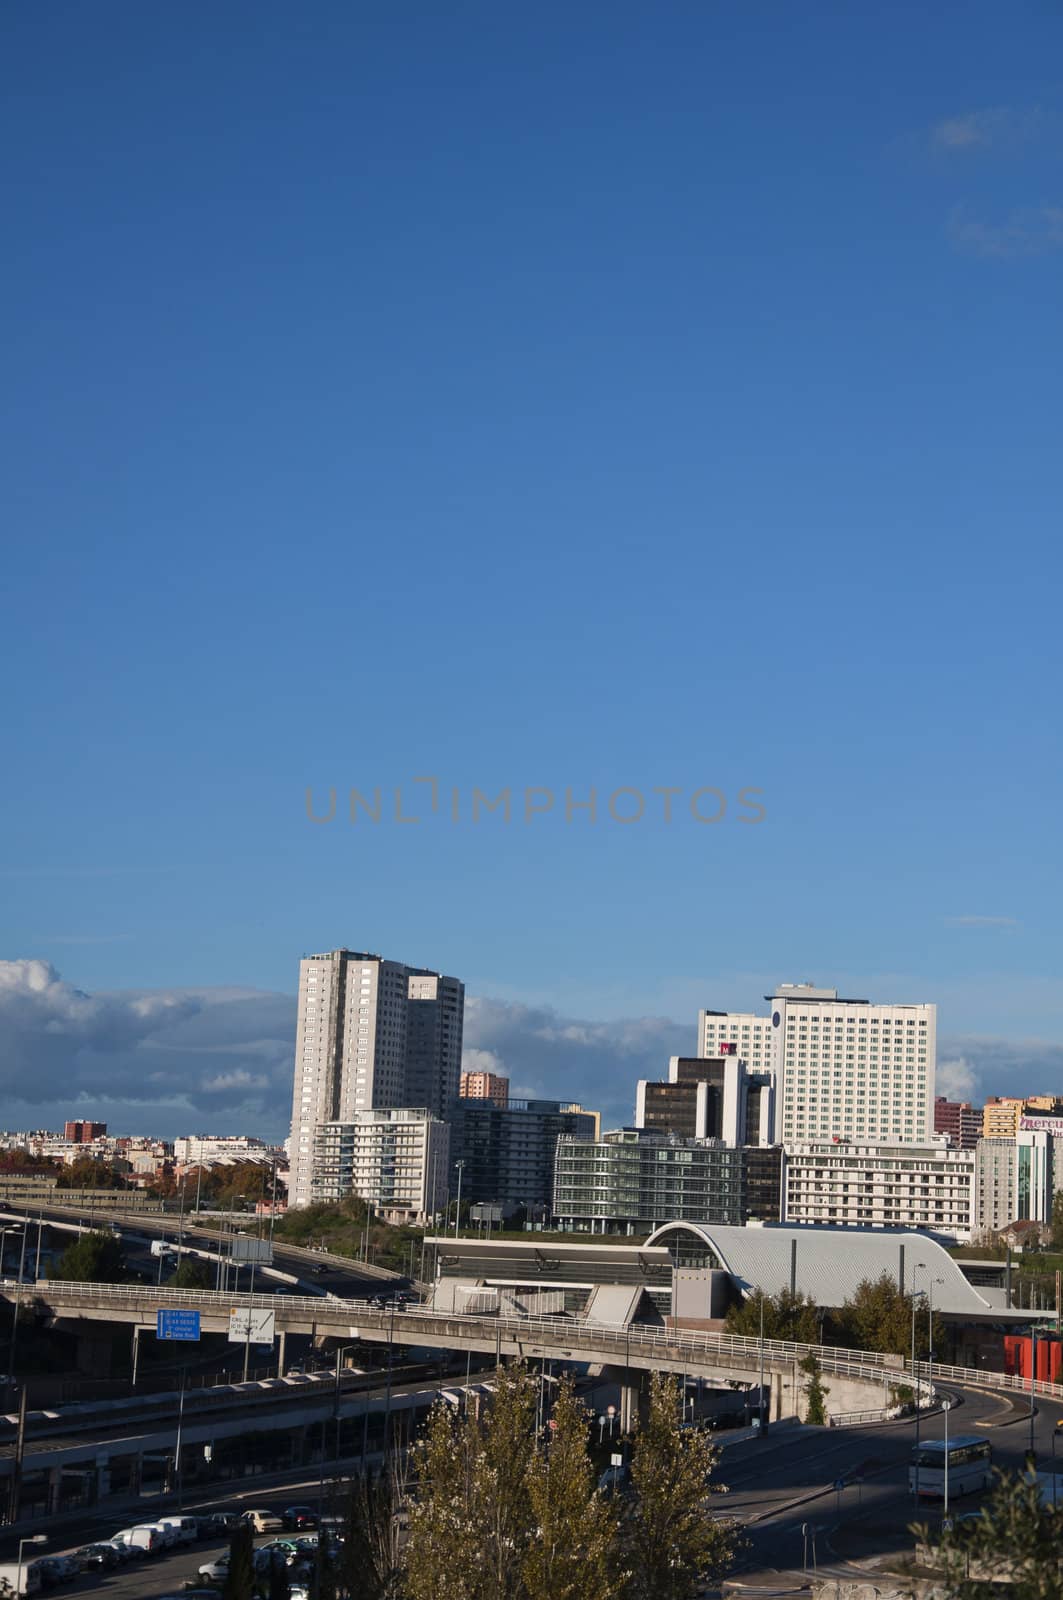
[455,1099,599,1216]
[174,1135,270,1166]
[782,1138,974,1240]
[974,1138,1018,1238]
[636,1056,774,1146]
[552,1130,783,1234]
[310,1110,449,1222]
[933,1097,983,1150]
[701,983,936,1146]
[63,1121,106,1143]
[289,950,463,1207]
[460,1071,509,1108]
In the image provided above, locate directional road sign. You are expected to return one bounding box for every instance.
[228,1307,276,1344]
[156,1309,201,1341]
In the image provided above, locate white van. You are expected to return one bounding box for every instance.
[158,1516,197,1546]
[150,1240,177,1258]
[112,1525,165,1556]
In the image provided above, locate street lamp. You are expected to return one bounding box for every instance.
[910,1281,926,1499]
[453,1162,465,1239]
[942,1398,952,1518]
[17,1535,46,1596]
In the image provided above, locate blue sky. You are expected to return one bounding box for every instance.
[2,2,1061,1134]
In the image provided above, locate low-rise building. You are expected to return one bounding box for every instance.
[552,1129,783,1234]
[174,1135,270,1166]
[783,1138,975,1241]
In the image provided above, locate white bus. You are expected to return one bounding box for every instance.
[910,1437,993,1500]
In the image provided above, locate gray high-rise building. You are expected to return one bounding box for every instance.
[289,949,464,1208]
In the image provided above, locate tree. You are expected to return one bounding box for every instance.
[168,1257,213,1289]
[404,1366,537,1600]
[267,1556,291,1600]
[920,1469,1063,1600]
[221,1522,256,1600]
[47,1230,126,1284]
[1051,1191,1063,1251]
[622,1373,744,1600]
[837,1273,944,1360]
[522,1376,623,1600]
[799,1353,829,1426]
[55,1156,129,1190]
[338,1463,406,1600]
[725,1288,820,1345]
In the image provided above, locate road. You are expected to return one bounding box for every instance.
[719,1379,1063,1591]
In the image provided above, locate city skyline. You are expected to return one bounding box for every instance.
[0,951,1056,1143]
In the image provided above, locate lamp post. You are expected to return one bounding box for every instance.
[453,1162,465,1239]
[926,1275,944,1406]
[758,1292,767,1434]
[17,1534,46,1595]
[942,1398,952,1518]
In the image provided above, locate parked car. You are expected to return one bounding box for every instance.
[75,1545,119,1572]
[102,1540,143,1565]
[242,1508,285,1533]
[196,1511,240,1537]
[198,1554,230,1582]
[282,1505,318,1531]
[34,1557,77,1588]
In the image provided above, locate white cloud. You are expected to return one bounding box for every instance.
[461,1047,506,1077]
[201,1069,269,1093]
[936,1055,978,1100]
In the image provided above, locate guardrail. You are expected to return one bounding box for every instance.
[22,1279,1055,1415]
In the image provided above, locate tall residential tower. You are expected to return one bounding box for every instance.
[289,949,464,1208]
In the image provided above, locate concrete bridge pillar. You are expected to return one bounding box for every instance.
[619,1381,640,1433]
[277,1329,287,1375]
[47,1467,61,1516]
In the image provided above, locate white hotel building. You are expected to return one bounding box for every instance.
[699,984,936,1145]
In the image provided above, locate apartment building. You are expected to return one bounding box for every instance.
[174,1135,270,1166]
[454,1099,599,1216]
[974,1138,1018,1238]
[460,1071,509,1108]
[310,1109,449,1223]
[289,949,464,1207]
[553,1129,783,1234]
[982,1096,1063,1140]
[783,1138,974,1241]
[933,1097,983,1150]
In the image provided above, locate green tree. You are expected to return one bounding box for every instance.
[522,1376,623,1600]
[622,1373,744,1600]
[1051,1192,1063,1251]
[725,1288,820,1345]
[838,1273,944,1359]
[404,1366,536,1600]
[799,1353,829,1426]
[47,1230,127,1284]
[919,1469,1063,1600]
[168,1256,213,1289]
[55,1156,129,1190]
[221,1522,256,1600]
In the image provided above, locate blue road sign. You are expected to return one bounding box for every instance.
[156,1309,201,1342]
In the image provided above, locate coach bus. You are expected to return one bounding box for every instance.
[909,1437,993,1499]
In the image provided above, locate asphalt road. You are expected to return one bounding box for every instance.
[719,1379,1063,1591]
